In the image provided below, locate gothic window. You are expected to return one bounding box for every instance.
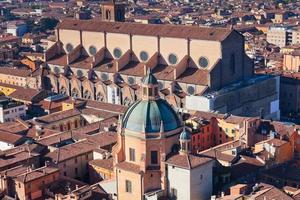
[83,90,91,99]
[89,45,97,55]
[139,51,149,62]
[113,48,122,59]
[198,57,209,68]
[187,86,195,95]
[77,70,83,78]
[96,92,104,102]
[123,97,131,106]
[54,66,60,75]
[60,87,67,95]
[71,88,79,98]
[66,43,73,53]
[127,77,135,85]
[168,53,178,65]
[101,73,109,81]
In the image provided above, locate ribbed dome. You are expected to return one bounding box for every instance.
[122,99,182,133]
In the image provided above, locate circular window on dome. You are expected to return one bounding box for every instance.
[66,43,73,53]
[53,66,60,75]
[127,76,135,85]
[140,51,149,62]
[113,48,122,59]
[187,86,195,95]
[101,73,108,81]
[89,45,97,55]
[168,53,178,65]
[199,57,209,68]
[77,70,83,78]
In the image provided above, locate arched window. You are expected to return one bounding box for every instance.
[60,86,67,95]
[67,122,71,130]
[96,92,104,102]
[71,88,79,98]
[83,90,91,99]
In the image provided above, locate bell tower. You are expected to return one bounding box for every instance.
[101,0,126,22]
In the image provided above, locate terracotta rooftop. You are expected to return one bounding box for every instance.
[8,88,44,103]
[176,67,208,85]
[266,138,288,147]
[0,67,32,77]
[115,161,141,174]
[36,109,81,124]
[0,130,24,144]
[0,165,28,178]
[81,108,118,119]
[192,111,252,124]
[166,153,213,169]
[15,166,59,183]
[89,158,113,171]
[57,19,233,41]
[46,132,116,163]
[85,100,127,114]
[0,150,39,170]
[71,122,102,135]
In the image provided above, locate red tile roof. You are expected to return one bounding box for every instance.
[166,153,213,169]
[89,158,113,171]
[15,166,59,183]
[58,19,233,41]
[115,161,141,174]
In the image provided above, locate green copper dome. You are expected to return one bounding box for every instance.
[122,99,182,133]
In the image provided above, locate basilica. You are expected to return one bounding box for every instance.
[43,1,279,119]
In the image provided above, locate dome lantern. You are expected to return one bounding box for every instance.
[142,68,159,101]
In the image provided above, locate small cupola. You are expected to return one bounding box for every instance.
[179,127,192,155]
